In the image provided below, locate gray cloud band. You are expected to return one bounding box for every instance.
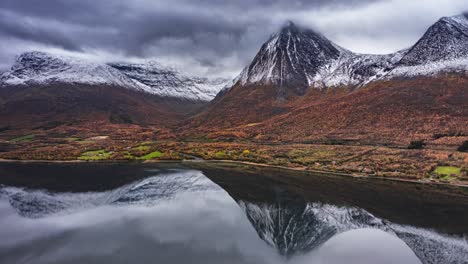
[0,0,466,77]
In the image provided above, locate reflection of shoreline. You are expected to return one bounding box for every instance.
[0,185,279,264]
[1,164,467,264]
[0,169,222,218]
[185,160,468,188]
[1,159,467,188]
[197,162,468,236]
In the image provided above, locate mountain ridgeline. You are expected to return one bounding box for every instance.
[0,52,229,129]
[0,14,467,144]
[232,14,468,97]
[188,14,468,144]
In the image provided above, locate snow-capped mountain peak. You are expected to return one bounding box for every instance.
[441,13,468,30]
[398,14,468,66]
[230,15,468,96]
[238,21,341,96]
[388,13,468,77]
[235,20,392,93]
[0,52,230,102]
[0,51,153,93]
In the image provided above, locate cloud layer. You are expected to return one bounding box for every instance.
[0,0,466,77]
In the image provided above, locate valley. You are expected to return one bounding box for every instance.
[0,14,467,186]
[2,3,468,264]
[0,128,466,185]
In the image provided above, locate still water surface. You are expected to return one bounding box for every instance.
[0,162,467,264]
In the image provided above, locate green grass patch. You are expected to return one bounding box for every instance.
[133,145,151,152]
[214,151,227,159]
[139,141,155,146]
[287,149,335,165]
[124,151,135,159]
[434,166,461,177]
[440,175,457,182]
[138,151,163,160]
[66,137,82,142]
[78,149,111,161]
[10,134,35,142]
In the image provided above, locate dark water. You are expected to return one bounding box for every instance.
[0,162,467,264]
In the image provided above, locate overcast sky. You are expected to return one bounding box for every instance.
[0,0,466,78]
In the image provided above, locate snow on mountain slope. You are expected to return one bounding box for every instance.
[109,62,229,101]
[230,14,468,94]
[0,52,229,102]
[310,50,407,88]
[0,52,153,93]
[238,21,341,95]
[398,14,468,66]
[233,21,402,93]
[2,14,467,102]
[388,14,468,77]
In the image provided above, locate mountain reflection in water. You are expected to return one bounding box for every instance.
[0,163,467,264]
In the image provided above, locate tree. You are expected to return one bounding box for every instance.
[408,140,426,149]
[458,141,468,152]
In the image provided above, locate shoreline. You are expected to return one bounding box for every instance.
[183,159,468,188]
[1,158,467,188]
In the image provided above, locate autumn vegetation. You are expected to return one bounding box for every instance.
[0,75,467,185]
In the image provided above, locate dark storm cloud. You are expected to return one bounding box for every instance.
[0,0,466,76]
[0,10,81,51]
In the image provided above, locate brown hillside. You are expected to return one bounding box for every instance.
[0,83,204,130]
[184,74,468,145]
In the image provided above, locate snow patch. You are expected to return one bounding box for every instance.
[228,14,468,92]
[0,52,230,102]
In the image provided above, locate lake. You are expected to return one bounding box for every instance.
[0,161,467,264]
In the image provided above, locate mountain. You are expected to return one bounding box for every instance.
[0,52,228,130]
[235,21,405,94]
[233,15,468,92]
[0,52,151,92]
[398,14,468,66]
[108,62,228,102]
[0,52,229,102]
[186,14,468,144]
[1,14,467,143]
[391,14,468,76]
[237,21,341,97]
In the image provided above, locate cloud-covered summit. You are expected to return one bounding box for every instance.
[0,0,466,78]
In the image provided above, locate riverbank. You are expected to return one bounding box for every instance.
[0,137,466,185]
[1,157,467,188]
[183,159,468,188]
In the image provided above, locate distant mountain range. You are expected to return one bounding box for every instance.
[0,14,467,144]
[0,52,229,102]
[0,52,229,129]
